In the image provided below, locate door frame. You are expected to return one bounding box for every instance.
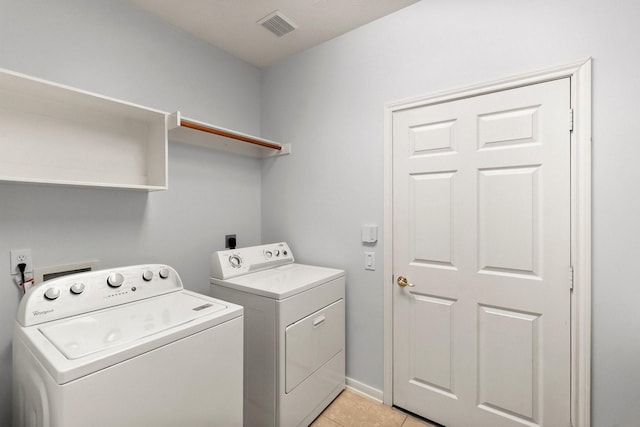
[383,59,592,427]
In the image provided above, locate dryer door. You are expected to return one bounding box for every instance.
[285,299,344,393]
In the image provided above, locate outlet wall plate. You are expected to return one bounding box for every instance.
[10,249,33,275]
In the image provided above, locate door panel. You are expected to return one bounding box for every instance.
[410,172,455,266]
[477,105,540,148]
[478,166,539,275]
[410,119,457,155]
[393,79,571,427]
[477,305,540,422]
[410,294,456,394]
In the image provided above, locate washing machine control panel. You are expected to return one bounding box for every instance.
[16,264,183,327]
[211,242,294,279]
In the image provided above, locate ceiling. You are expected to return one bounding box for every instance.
[129,0,420,68]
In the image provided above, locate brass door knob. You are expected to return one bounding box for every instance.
[396,276,415,288]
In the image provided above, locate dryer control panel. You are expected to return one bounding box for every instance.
[211,242,294,279]
[16,264,182,326]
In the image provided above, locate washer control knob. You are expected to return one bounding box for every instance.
[70,282,86,295]
[44,287,61,300]
[142,270,154,281]
[283,250,288,256]
[264,250,273,259]
[274,249,280,257]
[159,268,170,279]
[229,255,242,268]
[107,272,124,288]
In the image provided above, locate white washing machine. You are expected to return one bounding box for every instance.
[210,242,345,427]
[13,264,244,427]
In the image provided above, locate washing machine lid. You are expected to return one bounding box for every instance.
[38,292,226,360]
[16,290,243,384]
[211,263,344,299]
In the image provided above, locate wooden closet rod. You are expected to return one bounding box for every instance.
[180,119,282,151]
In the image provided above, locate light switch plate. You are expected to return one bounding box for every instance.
[364,252,375,271]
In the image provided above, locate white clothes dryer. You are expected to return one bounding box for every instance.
[210,242,345,427]
[13,264,243,427]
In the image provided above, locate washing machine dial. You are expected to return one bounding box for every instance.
[142,270,153,281]
[229,255,242,268]
[70,282,86,295]
[44,287,60,300]
[159,268,170,279]
[107,272,124,288]
[274,249,280,257]
[264,250,273,259]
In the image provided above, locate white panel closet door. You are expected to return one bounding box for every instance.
[392,78,571,427]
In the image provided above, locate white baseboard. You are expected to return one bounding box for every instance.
[345,377,384,403]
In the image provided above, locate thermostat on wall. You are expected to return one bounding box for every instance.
[361,225,378,243]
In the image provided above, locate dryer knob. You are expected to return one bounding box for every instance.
[142,270,154,281]
[159,268,170,279]
[70,282,86,295]
[107,272,124,288]
[229,255,242,268]
[44,287,61,300]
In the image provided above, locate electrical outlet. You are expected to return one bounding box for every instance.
[225,234,237,249]
[10,249,33,275]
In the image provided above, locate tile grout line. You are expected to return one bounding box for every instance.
[322,413,345,426]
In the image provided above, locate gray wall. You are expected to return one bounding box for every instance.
[0,0,263,424]
[261,0,640,425]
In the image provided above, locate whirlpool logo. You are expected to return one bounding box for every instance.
[32,309,54,316]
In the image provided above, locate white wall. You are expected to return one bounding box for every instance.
[0,0,263,424]
[261,0,640,425]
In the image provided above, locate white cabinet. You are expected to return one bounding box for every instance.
[0,68,168,190]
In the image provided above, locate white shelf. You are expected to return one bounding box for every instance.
[168,112,290,158]
[0,68,168,191]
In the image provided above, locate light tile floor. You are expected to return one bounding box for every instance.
[311,389,437,427]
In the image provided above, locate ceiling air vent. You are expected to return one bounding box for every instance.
[258,11,298,37]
